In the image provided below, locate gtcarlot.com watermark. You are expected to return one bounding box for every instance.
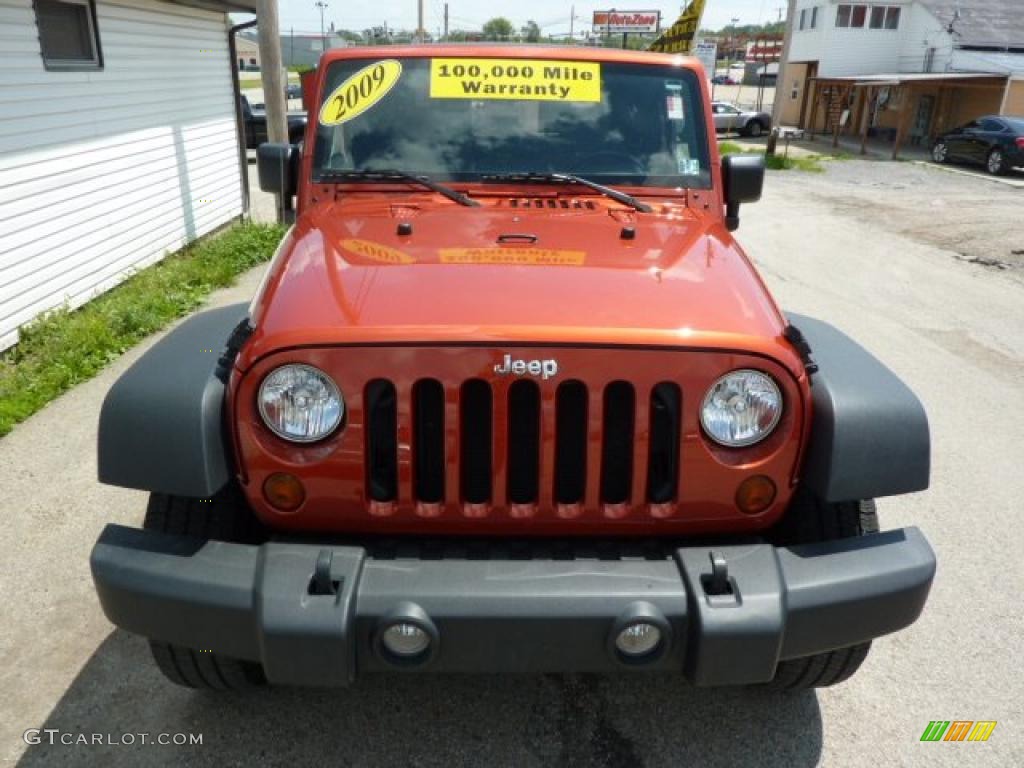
[24,729,202,746]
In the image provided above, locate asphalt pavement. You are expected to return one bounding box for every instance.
[1,158,1021,767]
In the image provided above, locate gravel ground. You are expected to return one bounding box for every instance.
[1,158,1022,767]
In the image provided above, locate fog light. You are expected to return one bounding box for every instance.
[735,475,776,515]
[614,622,662,658]
[381,623,431,658]
[263,473,305,512]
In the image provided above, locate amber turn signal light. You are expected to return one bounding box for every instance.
[263,473,306,512]
[735,475,776,515]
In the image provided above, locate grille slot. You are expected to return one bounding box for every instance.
[365,379,398,502]
[600,381,635,504]
[647,383,682,504]
[361,372,685,516]
[554,380,588,504]
[460,379,493,504]
[413,379,445,504]
[507,380,541,504]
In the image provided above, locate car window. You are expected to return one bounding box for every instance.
[961,120,980,131]
[978,118,1004,132]
[314,57,713,188]
[1003,117,1024,133]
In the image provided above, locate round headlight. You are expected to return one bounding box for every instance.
[258,364,343,443]
[700,370,782,447]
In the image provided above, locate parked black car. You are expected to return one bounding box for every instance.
[285,82,302,100]
[239,94,307,149]
[932,115,1024,175]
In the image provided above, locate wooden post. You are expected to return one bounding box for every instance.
[807,81,819,140]
[832,84,850,148]
[891,86,914,160]
[256,0,288,220]
[860,86,873,155]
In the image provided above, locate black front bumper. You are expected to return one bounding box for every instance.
[91,525,935,687]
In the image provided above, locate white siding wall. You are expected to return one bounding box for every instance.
[0,0,243,350]
[787,1,949,77]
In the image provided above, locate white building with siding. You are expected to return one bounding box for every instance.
[0,0,256,351]
[777,1,1024,136]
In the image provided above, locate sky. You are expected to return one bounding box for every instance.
[258,0,785,38]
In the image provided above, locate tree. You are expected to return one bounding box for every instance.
[482,17,515,41]
[521,20,541,42]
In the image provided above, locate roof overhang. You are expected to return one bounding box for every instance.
[811,72,1008,88]
[167,0,257,13]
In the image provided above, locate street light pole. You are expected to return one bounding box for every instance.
[316,1,328,52]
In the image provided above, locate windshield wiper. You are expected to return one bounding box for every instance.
[480,172,652,213]
[315,169,480,207]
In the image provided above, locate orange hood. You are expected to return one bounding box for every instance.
[243,193,797,372]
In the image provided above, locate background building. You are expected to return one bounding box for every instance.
[777,0,1024,154]
[235,32,260,70]
[0,0,252,351]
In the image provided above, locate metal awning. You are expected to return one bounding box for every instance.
[811,72,1008,88]
[166,0,257,13]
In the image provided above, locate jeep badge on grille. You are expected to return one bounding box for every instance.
[493,354,559,380]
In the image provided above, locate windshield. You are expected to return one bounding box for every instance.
[312,55,711,188]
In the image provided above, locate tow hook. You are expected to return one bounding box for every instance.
[702,551,736,604]
[309,549,340,596]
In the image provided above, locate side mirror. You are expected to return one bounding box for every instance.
[721,154,765,232]
[257,142,300,198]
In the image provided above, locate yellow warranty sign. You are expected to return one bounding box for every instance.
[430,59,601,102]
[439,248,585,266]
[320,60,403,126]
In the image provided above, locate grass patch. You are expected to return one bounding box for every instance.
[0,223,285,437]
[718,141,835,172]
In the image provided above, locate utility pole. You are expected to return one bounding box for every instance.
[771,0,797,135]
[417,0,425,42]
[569,4,574,40]
[316,0,328,52]
[255,0,288,219]
[444,3,449,42]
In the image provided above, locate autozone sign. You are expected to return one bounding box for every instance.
[592,10,660,33]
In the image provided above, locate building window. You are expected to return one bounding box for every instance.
[800,8,807,30]
[837,4,900,31]
[33,0,102,69]
[811,7,818,27]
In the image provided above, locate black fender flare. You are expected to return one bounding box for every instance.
[788,314,930,502]
[97,304,250,497]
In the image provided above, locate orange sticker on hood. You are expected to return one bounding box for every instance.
[342,238,415,264]
[439,248,585,266]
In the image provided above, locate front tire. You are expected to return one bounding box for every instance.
[745,120,765,138]
[143,486,267,690]
[987,147,1008,175]
[764,493,878,691]
[932,141,948,164]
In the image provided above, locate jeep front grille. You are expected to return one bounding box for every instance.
[363,376,683,519]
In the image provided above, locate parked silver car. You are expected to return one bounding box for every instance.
[711,101,771,137]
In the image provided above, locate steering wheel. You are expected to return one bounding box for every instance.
[573,150,645,175]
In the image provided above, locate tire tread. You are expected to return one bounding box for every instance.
[764,492,878,691]
[143,485,266,691]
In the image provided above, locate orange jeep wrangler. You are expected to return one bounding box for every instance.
[91,46,935,691]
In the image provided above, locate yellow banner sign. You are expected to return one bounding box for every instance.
[439,248,586,266]
[649,0,706,54]
[321,60,403,126]
[430,59,601,102]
